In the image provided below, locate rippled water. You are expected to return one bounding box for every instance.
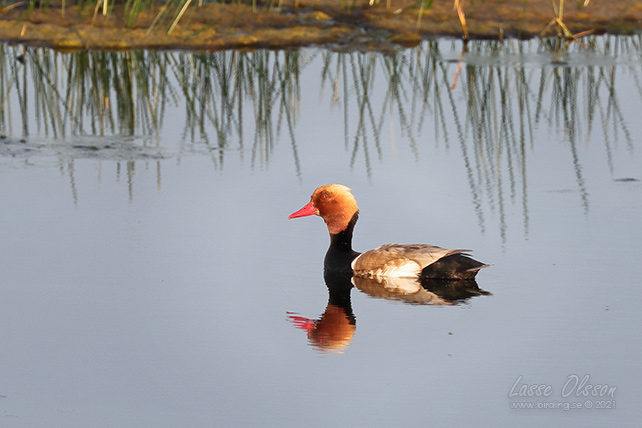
[0,37,640,427]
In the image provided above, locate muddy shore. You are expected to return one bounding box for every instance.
[0,0,640,51]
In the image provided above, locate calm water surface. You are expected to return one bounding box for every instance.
[0,37,640,427]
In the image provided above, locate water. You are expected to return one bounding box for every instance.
[0,37,640,427]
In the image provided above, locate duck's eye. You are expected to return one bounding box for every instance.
[320,193,329,200]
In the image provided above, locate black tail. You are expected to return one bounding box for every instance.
[421,253,491,280]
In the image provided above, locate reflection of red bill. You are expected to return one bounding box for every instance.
[286,312,315,332]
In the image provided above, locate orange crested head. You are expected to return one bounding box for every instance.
[289,184,359,235]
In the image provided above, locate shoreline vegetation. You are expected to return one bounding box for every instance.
[0,0,640,51]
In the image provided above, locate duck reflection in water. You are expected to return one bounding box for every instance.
[287,270,490,353]
[287,271,356,353]
[287,184,491,353]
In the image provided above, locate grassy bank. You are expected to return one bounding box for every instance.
[0,0,640,50]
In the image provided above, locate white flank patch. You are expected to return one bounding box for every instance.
[381,261,422,278]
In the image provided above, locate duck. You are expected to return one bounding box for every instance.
[289,184,490,280]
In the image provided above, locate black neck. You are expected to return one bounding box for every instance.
[324,212,360,273]
[329,211,358,252]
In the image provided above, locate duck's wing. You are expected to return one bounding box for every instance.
[351,244,469,278]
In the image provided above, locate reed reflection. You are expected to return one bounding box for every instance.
[288,270,489,353]
[0,37,639,233]
[321,36,639,240]
[0,46,301,171]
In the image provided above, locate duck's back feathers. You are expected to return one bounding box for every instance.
[351,243,489,280]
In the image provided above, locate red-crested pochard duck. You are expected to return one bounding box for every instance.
[289,184,490,280]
